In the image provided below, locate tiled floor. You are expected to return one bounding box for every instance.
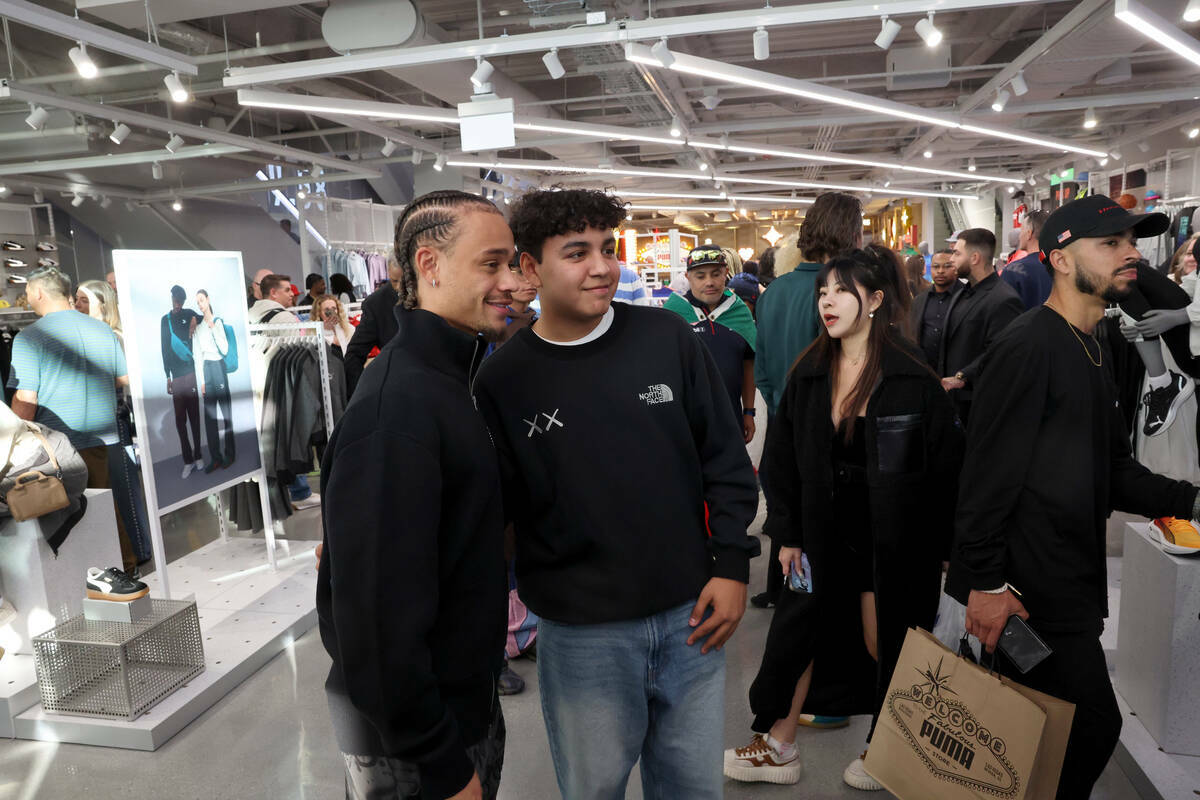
[0,488,1144,799]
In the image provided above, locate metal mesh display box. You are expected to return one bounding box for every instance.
[31,599,204,721]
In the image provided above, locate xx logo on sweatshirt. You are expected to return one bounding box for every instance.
[524,409,564,438]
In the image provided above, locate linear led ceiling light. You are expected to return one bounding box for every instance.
[543,48,565,79]
[753,27,769,61]
[914,12,942,48]
[236,89,459,126]
[1115,0,1200,70]
[163,72,189,103]
[68,43,98,79]
[875,16,902,50]
[1185,0,1200,23]
[470,58,495,89]
[991,89,1010,112]
[628,204,737,213]
[1010,71,1029,96]
[24,105,48,130]
[1083,107,1098,129]
[165,133,184,153]
[109,122,130,145]
[624,44,1108,158]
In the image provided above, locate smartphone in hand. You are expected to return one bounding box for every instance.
[787,554,813,594]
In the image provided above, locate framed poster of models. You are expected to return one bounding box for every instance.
[114,250,262,515]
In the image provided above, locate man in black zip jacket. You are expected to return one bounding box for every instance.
[343,260,402,397]
[473,189,760,799]
[317,190,519,800]
[947,195,1200,800]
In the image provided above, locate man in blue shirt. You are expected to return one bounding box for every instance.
[9,266,135,572]
[1000,210,1052,310]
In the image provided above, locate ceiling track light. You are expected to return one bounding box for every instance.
[25,105,49,130]
[297,188,307,200]
[753,27,769,61]
[411,149,423,165]
[991,88,1011,112]
[171,198,183,212]
[433,153,446,172]
[68,42,98,79]
[1083,107,1098,129]
[109,122,130,145]
[922,149,933,159]
[1186,0,1200,23]
[669,115,682,138]
[542,48,565,80]
[99,195,112,209]
[914,12,942,48]
[875,15,902,50]
[968,157,977,172]
[163,71,189,103]
[651,37,675,67]
[470,57,494,90]
[151,162,163,180]
[1010,71,1029,97]
[700,91,721,111]
[311,165,324,179]
[381,139,398,157]
[1187,126,1200,139]
[164,133,184,153]
[33,189,44,204]
[71,194,85,207]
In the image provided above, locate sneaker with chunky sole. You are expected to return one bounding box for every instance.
[1149,518,1200,555]
[86,567,149,602]
[724,734,802,784]
[1143,371,1194,437]
[797,713,850,729]
[843,752,883,791]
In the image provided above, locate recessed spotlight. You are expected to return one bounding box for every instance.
[875,15,902,50]
[914,12,942,48]
[68,43,98,79]
[163,72,189,103]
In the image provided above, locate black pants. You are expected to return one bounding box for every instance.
[171,371,202,463]
[992,627,1121,800]
[759,411,784,600]
[1119,263,1200,379]
[201,360,235,464]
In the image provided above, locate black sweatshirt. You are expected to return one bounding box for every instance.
[947,306,1198,633]
[316,309,506,799]
[473,302,760,625]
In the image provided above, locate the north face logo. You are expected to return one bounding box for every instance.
[639,384,674,405]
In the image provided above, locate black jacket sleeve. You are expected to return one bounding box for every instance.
[951,334,1048,592]
[959,292,1023,385]
[344,298,381,395]
[760,373,805,549]
[679,322,761,580]
[1108,392,1199,518]
[323,429,474,797]
[922,375,965,560]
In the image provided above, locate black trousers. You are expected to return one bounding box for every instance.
[1119,263,1200,379]
[201,360,235,464]
[171,371,202,463]
[992,627,1121,800]
[759,411,784,600]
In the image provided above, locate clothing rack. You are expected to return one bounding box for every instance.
[325,239,391,251]
[0,310,39,329]
[247,321,335,439]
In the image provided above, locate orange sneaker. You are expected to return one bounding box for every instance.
[1149,518,1200,556]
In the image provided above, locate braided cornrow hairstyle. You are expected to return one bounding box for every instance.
[394,190,501,310]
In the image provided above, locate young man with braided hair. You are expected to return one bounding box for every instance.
[317,190,520,800]
[473,189,760,799]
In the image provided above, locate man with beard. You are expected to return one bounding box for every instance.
[911,248,963,370]
[947,195,1200,800]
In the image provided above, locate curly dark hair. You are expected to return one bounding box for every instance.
[508,188,624,261]
[797,192,862,264]
[394,190,502,310]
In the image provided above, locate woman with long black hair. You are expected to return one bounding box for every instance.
[724,246,963,791]
[193,289,235,471]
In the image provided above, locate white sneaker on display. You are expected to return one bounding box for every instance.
[181,463,194,479]
[843,753,884,791]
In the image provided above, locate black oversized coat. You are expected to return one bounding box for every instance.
[749,338,964,730]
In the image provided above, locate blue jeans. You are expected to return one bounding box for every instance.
[288,472,312,501]
[537,601,725,800]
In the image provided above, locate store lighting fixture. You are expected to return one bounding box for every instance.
[914,12,942,48]
[33,188,44,203]
[411,149,423,165]
[1137,141,1151,152]
[651,38,675,67]
[171,198,182,212]
[1115,0,1200,70]
[1059,167,1071,177]
[71,194,85,207]
[470,58,495,89]
[923,149,933,159]
[434,153,446,171]
[311,165,324,179]
[164,133,184,153]
[68,43,98,79]
[1010,71,1029,96]
[1083,107,1098,129]
[991,89,1011,112]
[543,48,566,80]
[1007,185,1016,194]
[109,122,130,145]
[381,139,398,157]
[753,27,770,61]
[25,105,48,130]
[1095,58,1132,85]
[967,157,977,172]
[151,161,163,180]
[0,185,6,195]
[883,179,891,187]
[874,16,902,50]
[1098,157,1109,166]
[163,72,189,103]
[701,91,721,111]
[1111,150,1122,161]
[623,44,1108,158]
[669,115,682,138]
[629,204,737,213]
[99,195,112,209]
[1187,126,1200,139]
[1185,0,1200,23]
[297,188,307,200]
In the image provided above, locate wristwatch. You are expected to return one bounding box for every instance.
[954,371,965,382]
[743,408,756,417]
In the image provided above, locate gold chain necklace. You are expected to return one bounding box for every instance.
[1044,301,1102,367]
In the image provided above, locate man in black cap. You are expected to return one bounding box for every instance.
[947,194,1200,800]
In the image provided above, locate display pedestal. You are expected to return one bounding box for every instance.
[83,595,152,623]
[1116,523,1200,756]
[0,489,121,655]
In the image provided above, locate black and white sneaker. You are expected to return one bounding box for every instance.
[35,241,56,252]
[2,241,23,251]
[1143,371,1195,437]
[86,567,149,602]
[3,258,27,269]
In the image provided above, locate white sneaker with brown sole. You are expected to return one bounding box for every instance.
[843,752,884,791]
[723,734,802,784]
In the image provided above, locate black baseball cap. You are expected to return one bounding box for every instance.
[686,245,726,270]
[1039,194,1169,263]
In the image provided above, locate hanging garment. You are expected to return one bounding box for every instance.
[347,252,370,297]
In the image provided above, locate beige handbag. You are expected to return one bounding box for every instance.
[0,424,69,521]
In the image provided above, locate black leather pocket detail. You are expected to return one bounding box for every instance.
[876,413,925,474]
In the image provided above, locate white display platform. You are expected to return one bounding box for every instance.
[0,488,122,655]
[8,536,317,750]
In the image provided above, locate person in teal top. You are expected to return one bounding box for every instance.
[754,192,864,415]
